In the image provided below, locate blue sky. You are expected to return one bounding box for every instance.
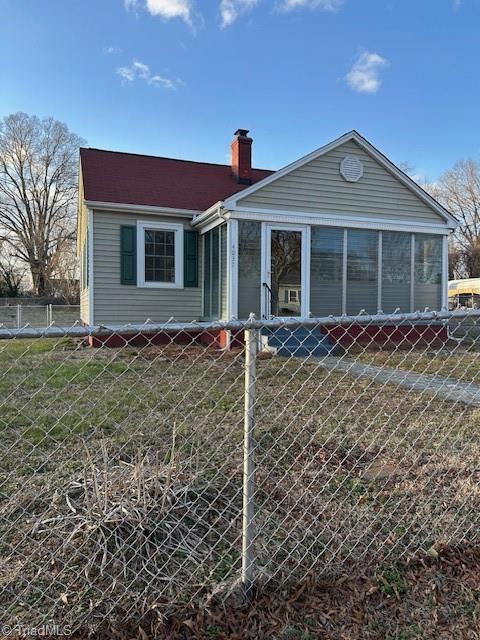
[1,0,479,180]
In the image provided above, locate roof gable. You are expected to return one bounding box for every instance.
[225,131,457,228]
[80,148,273,212]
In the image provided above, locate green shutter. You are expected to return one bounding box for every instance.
[120,225,137,285]
[184,230,198,288]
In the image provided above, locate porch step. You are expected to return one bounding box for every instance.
[261,326,337,357]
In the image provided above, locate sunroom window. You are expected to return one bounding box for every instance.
[137,221,183,288]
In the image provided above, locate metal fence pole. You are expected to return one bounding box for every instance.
[48,304,53,326]
[242,323,257,589]
[16,304,21,329]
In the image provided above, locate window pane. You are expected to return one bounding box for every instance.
[211,227,220,318]
[382,232,411,313]
[238,221,261,318]
[414,234,442,310]
[271,229,301,317]
[220,225,228,319]
[202,228,222,320]
[144,228,176,283]
[310,227,343,316]
[203,233,211,317]
[346,229,378,315]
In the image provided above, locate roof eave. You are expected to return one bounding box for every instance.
[83,200,201,217]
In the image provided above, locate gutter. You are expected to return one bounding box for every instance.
[84,200,200,217]
[191,201,224,228]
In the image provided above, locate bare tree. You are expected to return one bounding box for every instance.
[435,159,480,278]
[0,113,85,296]
[0,241,26,297]
[48,236,80,303]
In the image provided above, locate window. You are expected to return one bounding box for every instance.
[203,224,226,319]
[238,221,262,319]
[414,234,442,310]
[203,227,219,317]
[137,221,183,288]
[346,229,378,315]
[310,227,343,316]
[382,231,411,313]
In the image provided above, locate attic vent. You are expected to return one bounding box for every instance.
[340,155,363,182]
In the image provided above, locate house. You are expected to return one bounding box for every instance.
[77,129,457,342]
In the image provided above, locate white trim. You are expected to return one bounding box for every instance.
[201,234,205,318]
[261,223,310,320]
[136,220,184,289]
[227,219,239,319]
[304,225,311,317]
[88,208,94,325]
[410,234,415,312]
[228,206,450,235]
[198,215,225,235]
[223,130,457,228]
[442,234,449,309]
[377,231,382,313]
[85,200,199,217]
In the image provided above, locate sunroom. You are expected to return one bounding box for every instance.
[199,220,447,321]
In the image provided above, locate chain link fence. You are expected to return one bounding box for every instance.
[0,304,80,329]
[0,310,479,635]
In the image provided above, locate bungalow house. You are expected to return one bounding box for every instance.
[77,129,457,341]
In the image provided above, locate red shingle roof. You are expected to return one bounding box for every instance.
[80,148,274,212]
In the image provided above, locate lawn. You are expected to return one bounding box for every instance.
[356,342,480,382]
[0,334,479,637]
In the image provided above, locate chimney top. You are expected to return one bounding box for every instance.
[231,129,252,185]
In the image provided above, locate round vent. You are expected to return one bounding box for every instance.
[340,155,363,182]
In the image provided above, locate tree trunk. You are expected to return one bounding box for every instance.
[31,264,48,297]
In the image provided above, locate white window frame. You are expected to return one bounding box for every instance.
[137,220,184,289]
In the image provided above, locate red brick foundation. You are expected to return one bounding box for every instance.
[321,323,448,348]
[88,329,227,349]
[87,324,449,350]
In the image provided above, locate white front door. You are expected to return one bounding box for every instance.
[261,223,310,319]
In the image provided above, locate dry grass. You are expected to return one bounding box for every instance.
[0,335,479,635]
[356,342,480,382]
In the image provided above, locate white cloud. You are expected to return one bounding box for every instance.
[345,51,389,94]
[103,46,121,54]
[124,0,193,24]
[220,0,259,27]
[117,60,183,89]
[280,0,343,10]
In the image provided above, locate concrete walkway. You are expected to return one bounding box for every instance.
[319,357,480,407]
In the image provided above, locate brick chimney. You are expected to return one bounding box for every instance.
[231,129,252,185]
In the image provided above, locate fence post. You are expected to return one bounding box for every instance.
[48,304,53,326]
[242,319,257,590]
[16,304,21,329]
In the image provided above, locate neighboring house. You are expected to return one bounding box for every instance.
[77,129,457,329]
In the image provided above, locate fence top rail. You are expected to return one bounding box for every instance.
[0,308,478,341]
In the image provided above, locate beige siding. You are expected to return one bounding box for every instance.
[93,210,202,324]
[238,140,445,225]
